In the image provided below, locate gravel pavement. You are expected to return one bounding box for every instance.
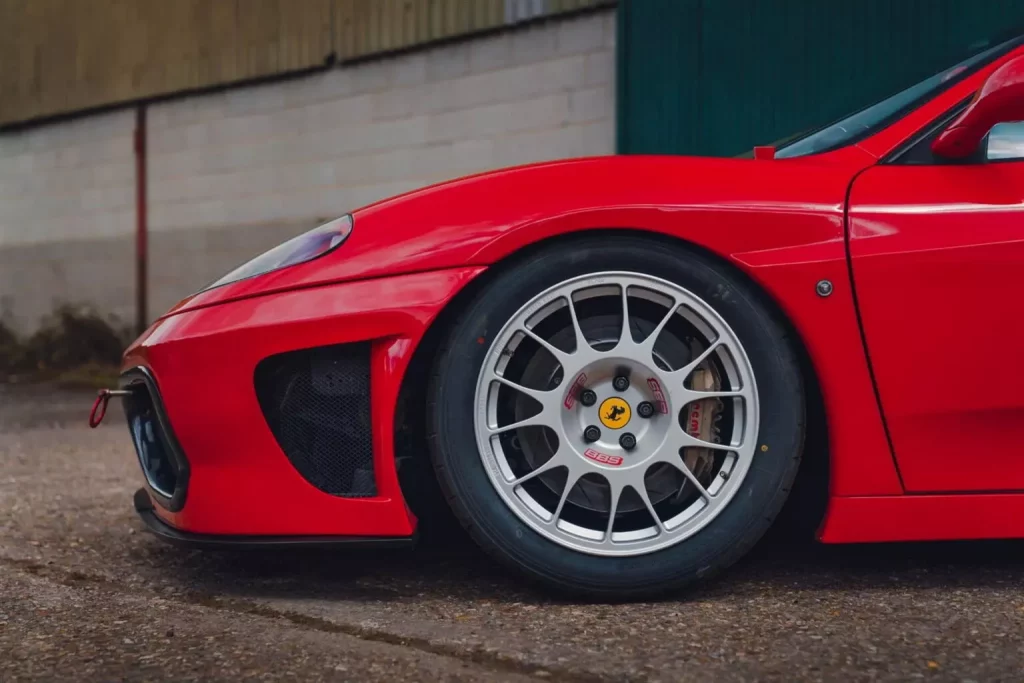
[3,384,1024,682]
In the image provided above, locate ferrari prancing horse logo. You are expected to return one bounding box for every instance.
[598,397,631,429]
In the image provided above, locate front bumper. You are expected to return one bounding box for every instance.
[132,488,416,549]
[124,267,484,539]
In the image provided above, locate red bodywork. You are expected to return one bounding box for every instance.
[125,45,1024,544]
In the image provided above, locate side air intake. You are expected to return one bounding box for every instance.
[254,343,376,497]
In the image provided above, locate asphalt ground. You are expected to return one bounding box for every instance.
[2,384,1024,682]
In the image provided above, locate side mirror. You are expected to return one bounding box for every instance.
[932,53,1024,159]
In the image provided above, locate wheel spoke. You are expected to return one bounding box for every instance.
[690,389,745,399]
[663,339,753,418]
[678,429,733,452]
[564,295,591,355]
[604,480,623,541]
[676,387,749,405]
[510,453,567,487]
[490,374,557,408]
[636,300,680,354]
[650,437,728,492]
[636,483,668,536]
[549,468,582,524]
[674,455,713,500]
[673,341,723,381]
[487,412,549,435]
[520,326,572,366]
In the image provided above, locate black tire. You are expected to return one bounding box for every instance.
[426,234,805,599]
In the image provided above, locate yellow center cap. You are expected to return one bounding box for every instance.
[599,397,631,429]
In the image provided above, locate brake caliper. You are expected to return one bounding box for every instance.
[682,343,724,482]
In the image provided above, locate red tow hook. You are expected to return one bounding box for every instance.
[89,389,133,428]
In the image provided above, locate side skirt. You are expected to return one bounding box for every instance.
[819,493,1024,543]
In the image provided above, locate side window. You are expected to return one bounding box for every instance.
[987,122,1024,161]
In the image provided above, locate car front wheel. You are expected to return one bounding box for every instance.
[427,235,804,598]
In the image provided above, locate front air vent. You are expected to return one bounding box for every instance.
[254,343,376,497]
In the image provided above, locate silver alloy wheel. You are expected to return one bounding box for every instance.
[473,272,759,557]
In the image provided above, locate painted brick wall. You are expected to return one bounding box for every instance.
[0,9,615,333]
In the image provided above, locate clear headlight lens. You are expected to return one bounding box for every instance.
[206,214,353,290]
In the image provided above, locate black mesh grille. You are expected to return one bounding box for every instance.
[254,343,376,497]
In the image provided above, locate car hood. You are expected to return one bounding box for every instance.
[160,152,867,318]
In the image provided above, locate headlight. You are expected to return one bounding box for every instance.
[205,214,353,290]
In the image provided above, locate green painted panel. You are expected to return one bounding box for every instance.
[617,0,702,153]
[619,0,1024,157]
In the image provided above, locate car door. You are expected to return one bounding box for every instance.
[848,121,1024,492]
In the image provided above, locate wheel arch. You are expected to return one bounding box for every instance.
[394,227,830,536]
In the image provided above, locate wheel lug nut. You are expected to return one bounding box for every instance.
[619,432,637,451]
[579,389,597,407]
[584,425,601,443]
[612,375,630,392]
[637,401,655,418]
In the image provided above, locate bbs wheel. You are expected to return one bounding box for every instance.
[427,235,804,598]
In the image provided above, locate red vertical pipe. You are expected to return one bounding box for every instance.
[134,105,148,335]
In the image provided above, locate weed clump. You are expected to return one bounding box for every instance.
[0,305,128,385]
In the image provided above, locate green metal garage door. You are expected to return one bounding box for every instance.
[617,0,1024,157]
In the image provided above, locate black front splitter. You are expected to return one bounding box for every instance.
[133,488,416,551]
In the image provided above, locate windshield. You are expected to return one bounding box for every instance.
[776,34,1024,159]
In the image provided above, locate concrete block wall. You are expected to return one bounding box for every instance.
[0,110,136,333]
[0,9,616,333]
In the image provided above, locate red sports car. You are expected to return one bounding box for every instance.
[104,32,1024,598]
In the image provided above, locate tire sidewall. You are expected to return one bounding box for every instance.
[430,236,803,594]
